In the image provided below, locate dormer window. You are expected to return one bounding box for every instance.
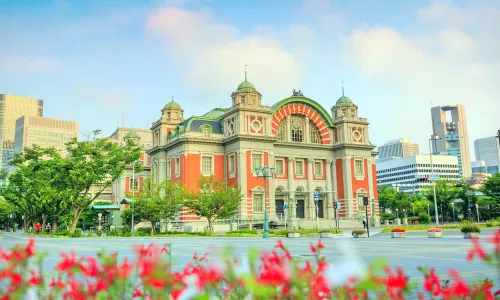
[202,125,211,138]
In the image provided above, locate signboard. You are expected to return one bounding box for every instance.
[363,197,369,206]
[336,202,341,210]
[429,174,440,181]
[283,204,287,210]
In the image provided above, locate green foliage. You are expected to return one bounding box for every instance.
[381,212,396,221]
[0,168,8,181]
[128,178,187,235]
[226,230,258,235]
[136,227,152,236]
[482,173,500,204]
[352,229,367,236]
[107,228,119,237]
[485,220,497,227]
[461,224,480,233]
[418,213,431,224]
[80,202,110,229]
[184,176,242,232]
[53,229,70,236]
[0,198,16,226]
[71,228,83,238]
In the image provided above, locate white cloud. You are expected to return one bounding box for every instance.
[146,6,302,111]
[342,0,500,159]
[0,54,61,74]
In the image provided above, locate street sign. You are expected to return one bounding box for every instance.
[283,204,287,210]
[336,202,341,210]
[429,174,440,181]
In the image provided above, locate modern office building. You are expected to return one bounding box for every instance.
[376,155,460,194]
[147,75,380,228]
[107,127,152,203]
[13,116,78,156]
[474,136,500,173]
[377,137,419,160]
[0,94,43,169]
[431,105,472,179]
[471,160,499,175]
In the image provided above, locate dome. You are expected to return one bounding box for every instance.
[335,95,353,106]
[124,130,139,139]
[236,80,256,92]
[163,98,182,110]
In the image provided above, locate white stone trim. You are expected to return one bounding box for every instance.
[200,153,214,176]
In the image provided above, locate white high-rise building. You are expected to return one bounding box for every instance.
[376,155,460,194]
[474,136,500,169]
[378,137,419,160]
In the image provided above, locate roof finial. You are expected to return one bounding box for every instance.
[244,61,248,81]
[171,96,174,102]
[342,79,345,96]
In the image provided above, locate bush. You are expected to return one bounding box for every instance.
[408,216,419,224]
[107,228,119,237]
[71,228,82,238]
[485,220,497,227]
[427,228,442,232]
[120,227,132,237]
[136,227,152,236]
[352,229,367,236]
[391,228,406,233]
[54,229,70,236]
[225,230,258,236]
[461,224,480,233]
[418,213,431,224]
[381,212,396,221]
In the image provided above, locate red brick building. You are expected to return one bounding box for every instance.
[147,75,380,227]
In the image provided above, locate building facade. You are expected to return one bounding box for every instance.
[0,94,43,170]
[147,75,379,227]
[376,155,460,194]
[474,136,499,173]
[13,116,78,156]
[377,137,419,160]
[431,105,472,179]
[107,128,152,204]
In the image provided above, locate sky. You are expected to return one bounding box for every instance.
[1,0,499,160]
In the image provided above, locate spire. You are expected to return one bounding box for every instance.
[171,96,174,102]
[342,79,345,96]
[244,61,248,81]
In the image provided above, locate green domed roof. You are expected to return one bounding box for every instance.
[163,97,182,110]
[335,87,354,106]
[237,80,256,92]
[124,130,139,139]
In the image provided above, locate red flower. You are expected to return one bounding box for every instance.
[49,277,65,290]
[310,244,317,254]
[423,268,441,296]
[132,287,142,298]
[56,252,79,272]
[29,270,42,285]
[487,229,500,254]
[161,243,169,254]
[466,238,488,261]
[118,258,133,279]
[24,238,36,257]
[80,257,99,277]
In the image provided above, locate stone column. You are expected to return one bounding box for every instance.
[367,157,380,227]
[343,156,354,219]
[304,117,310,143]
[287,157,295,218]
[285,116,291,142]
[238,149,247,219]
[325,160,334,219]
[268,151,276,221]
[307,158,315,219]
[158,158,166,183]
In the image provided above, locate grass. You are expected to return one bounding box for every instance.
[381,224,488,233]
[223,228,343,237]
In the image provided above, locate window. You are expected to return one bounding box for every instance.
[275,159,284,176]
[314,161,322,177]
[253,194,264,212]
[202,125,210,138]
[357,195,365,211]
[295,160,304,176]
[175,157,180,176]
[290,116,303,142]
[130,177,138,191]
[355,159,364,176]
[201,156,213,174]
[241,95,245,104]
[166,160,171,178]
[309,121,321,144]
[277,122,286,141]
[228,154,235,173]
[252,153,262,170]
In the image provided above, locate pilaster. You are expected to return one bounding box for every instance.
[343,156,354,219]
[287,156,295,218]
[307,158,314,219]
[238,149,247,218]
[325,160,334,219]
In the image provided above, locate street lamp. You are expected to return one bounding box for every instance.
[395,208,399,219]
[428,134,441,226]
[451,203,456,223]
[253,166,275,239]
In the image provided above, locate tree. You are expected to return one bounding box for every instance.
[184,176,242,232]
[482,173,500,204]
[0,168,8,181]
[64,130,141,233]
[422,180,461,221]
[128,179,187,234]
[378,185,398,211]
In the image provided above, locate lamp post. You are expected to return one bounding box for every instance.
[428,134,441,226]
[9,214,13,232]
[253,166,275,239]
[395,208,399,219]
[451,203,456,223]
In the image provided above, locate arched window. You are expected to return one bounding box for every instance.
[290,116,304,142]
[277,122,286,141]
[202,125,210,138]
[309,121,321,144]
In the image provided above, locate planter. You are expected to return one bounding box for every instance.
[287,232,300,238]
[463,232,479,239]
[391,232,406,238]
[353,233,368,238]
[320,232,334,238]
[428,232,443,238]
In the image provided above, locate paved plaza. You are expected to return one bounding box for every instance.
[0,229,496,295]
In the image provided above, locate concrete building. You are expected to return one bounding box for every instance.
[377,137,419,160]
[0,94,43,170]
[471,160,499,175]
[13,116,78,156]
[376,155,460,194]
[147,74,379,229]
[107,127,152,203]
[431,105,472,179]
[474,136,499,173]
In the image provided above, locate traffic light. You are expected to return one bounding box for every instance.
[423,177,429,183]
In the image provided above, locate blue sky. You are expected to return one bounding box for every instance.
[1,0,499,160]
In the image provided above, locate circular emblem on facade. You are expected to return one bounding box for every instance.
[251,120,261,132]
[292,118,302,129]
[353,130,361,141]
